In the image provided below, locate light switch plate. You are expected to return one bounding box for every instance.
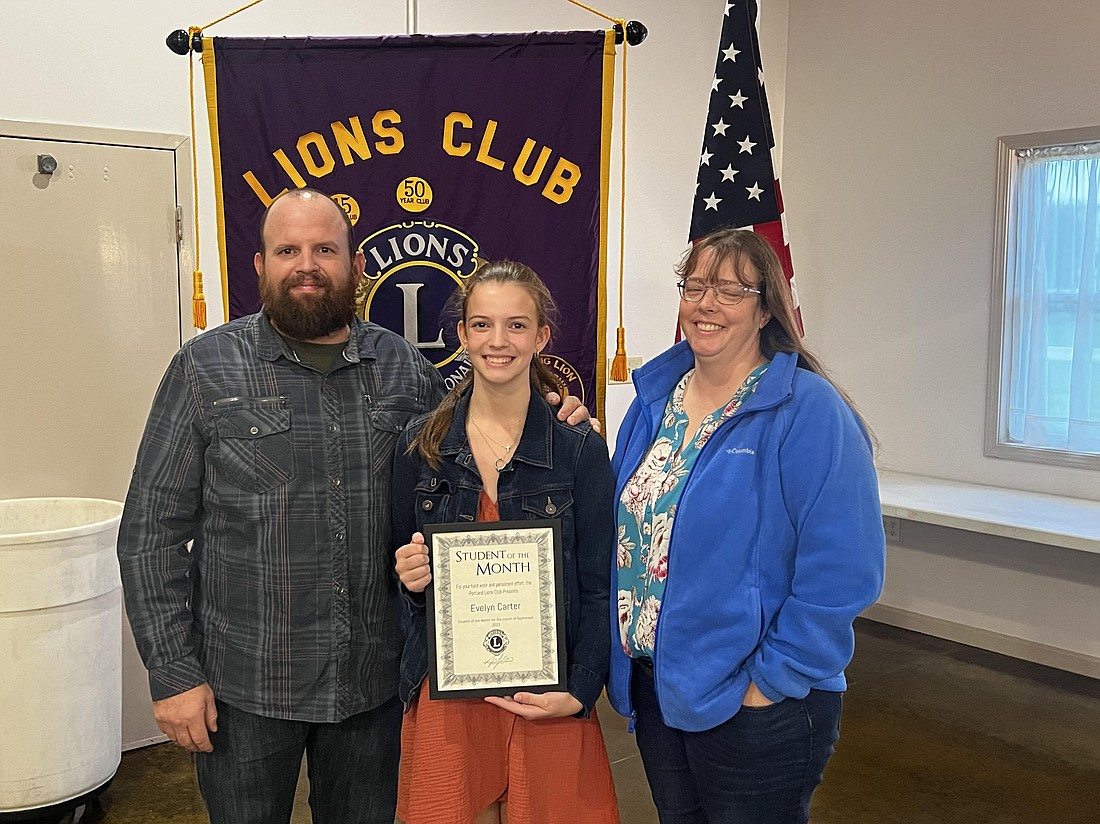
[608,356,642,384]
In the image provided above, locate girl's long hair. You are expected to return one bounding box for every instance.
[410,260,563,469]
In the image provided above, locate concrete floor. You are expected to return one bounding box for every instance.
[43,619,1100,823]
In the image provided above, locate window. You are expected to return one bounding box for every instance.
[987,126,1100,469]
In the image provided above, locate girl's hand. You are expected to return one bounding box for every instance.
[484,691,583,720]
[395,532,431,592]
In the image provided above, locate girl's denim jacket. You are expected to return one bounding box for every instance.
[391,390,615,715]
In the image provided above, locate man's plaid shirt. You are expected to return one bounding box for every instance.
[118,312,444,722]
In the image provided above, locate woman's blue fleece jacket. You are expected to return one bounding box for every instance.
[607,343,886,733]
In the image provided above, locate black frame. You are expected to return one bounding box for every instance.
[424,519,568,700]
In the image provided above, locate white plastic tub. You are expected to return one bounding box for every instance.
[0,498,124,815]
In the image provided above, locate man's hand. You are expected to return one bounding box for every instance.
[545,391,601,434]
[154,683,218,752]
[396,532,432,592]
[484,691,583,720]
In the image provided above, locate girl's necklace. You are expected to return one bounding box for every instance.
[469,416,520,472]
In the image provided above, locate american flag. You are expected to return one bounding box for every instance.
[688,0,802,332]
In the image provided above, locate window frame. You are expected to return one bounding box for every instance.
[985,125,1100,471]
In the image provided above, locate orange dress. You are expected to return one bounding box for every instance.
[396,492,620,824]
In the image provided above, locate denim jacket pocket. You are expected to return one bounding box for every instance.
[521,491,576,567]
[520,490,574,522]
[212,398,295,494]
[413,475,454,525]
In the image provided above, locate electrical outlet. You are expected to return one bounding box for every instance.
[607,356,643,384]
[883,516,902,544]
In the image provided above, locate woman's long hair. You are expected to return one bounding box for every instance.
[677,229,875,442]
[410,260,563,469]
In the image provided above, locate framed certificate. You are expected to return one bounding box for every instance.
[424,519,567,700]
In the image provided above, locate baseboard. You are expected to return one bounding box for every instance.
[862,603,1100,680]
[122,733,169,752]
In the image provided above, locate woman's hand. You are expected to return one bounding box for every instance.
[484,690,583,720]
[741,681,775,708]
[395,532,431,592]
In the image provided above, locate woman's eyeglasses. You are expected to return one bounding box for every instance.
[677,279,761,306]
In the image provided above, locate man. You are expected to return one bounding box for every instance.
[118,189,589,824]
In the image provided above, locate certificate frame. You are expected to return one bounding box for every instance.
[424,519,567,700]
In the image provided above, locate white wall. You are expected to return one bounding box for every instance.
[783,0,1100,666]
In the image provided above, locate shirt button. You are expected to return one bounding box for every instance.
[249,426,259,435]
[422,500,433,511]
[329,424,339,433]
[332,477,342,487]
[545,502,558,515]
[335,531,345,541]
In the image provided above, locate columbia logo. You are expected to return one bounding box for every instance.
[727,447,755,455]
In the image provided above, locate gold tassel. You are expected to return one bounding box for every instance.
[609,327,628,382]
[192,269,207,330]
[183,4,268,332]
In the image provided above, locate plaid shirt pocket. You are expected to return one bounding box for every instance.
[212,398,295,494]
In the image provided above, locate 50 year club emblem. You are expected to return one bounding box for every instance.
[333,186,586,401]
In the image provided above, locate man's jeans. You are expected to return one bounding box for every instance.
[631,662,841,824]
[195,697,401,824]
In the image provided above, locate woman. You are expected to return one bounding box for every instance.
[608,229,885,824]
[392,261,620,824]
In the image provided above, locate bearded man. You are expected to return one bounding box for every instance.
[117,189,590,824]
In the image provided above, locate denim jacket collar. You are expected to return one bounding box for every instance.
[439,389,554,470]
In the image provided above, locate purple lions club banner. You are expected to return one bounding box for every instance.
[203,32,615,414]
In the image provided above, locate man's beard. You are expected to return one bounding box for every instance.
[259,266,357,342]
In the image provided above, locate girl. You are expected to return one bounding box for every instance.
[392,260,620,824]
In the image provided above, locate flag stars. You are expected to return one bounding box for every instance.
[693,4,784,238]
